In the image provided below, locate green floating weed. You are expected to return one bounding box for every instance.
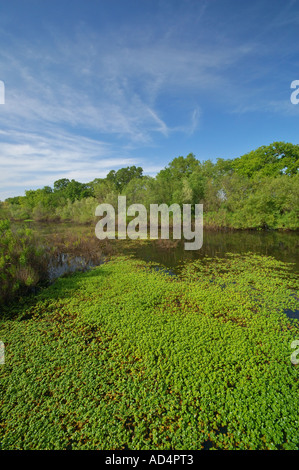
[0,253,298,450]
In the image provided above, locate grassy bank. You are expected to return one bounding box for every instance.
[0,254,298,450]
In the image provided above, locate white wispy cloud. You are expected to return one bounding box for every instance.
[1,1,295,200]
[0,128,138,199]
[0,23,259,141]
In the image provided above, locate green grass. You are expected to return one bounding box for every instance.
[0,253,298,450]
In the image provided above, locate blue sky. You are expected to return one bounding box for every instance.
[0,0,299,200]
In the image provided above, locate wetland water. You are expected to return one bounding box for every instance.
[25,221,299,273]
[12,221,299,320]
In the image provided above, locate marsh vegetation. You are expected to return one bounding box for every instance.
[0,141,298,449]
[0,254,298,449]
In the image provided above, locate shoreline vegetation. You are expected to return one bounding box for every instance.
[1,141,298,231]
[1,218,298,306]
[0,141,298,450]
[10,216,299,232]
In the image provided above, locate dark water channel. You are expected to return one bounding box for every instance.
[125,229,299,273]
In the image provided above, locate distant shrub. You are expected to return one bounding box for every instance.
[57,197,97,224]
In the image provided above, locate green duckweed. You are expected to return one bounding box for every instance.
[0,253,298,450]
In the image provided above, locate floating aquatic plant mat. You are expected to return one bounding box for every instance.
[0,253,298,450]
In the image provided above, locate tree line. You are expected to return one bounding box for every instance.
[1,141,298,230]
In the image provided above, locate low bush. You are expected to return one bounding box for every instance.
[0,220,48,304]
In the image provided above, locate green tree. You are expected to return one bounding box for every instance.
[54,178,71,192]
[167,153,200,180]
[107,166,143,192]
[92,179,116,202]
[232,142,299,178]
[124,176,153,207]
[64,180,92,202]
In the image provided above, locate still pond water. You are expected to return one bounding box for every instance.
[20,221,299,319]
[28,221,299,275]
